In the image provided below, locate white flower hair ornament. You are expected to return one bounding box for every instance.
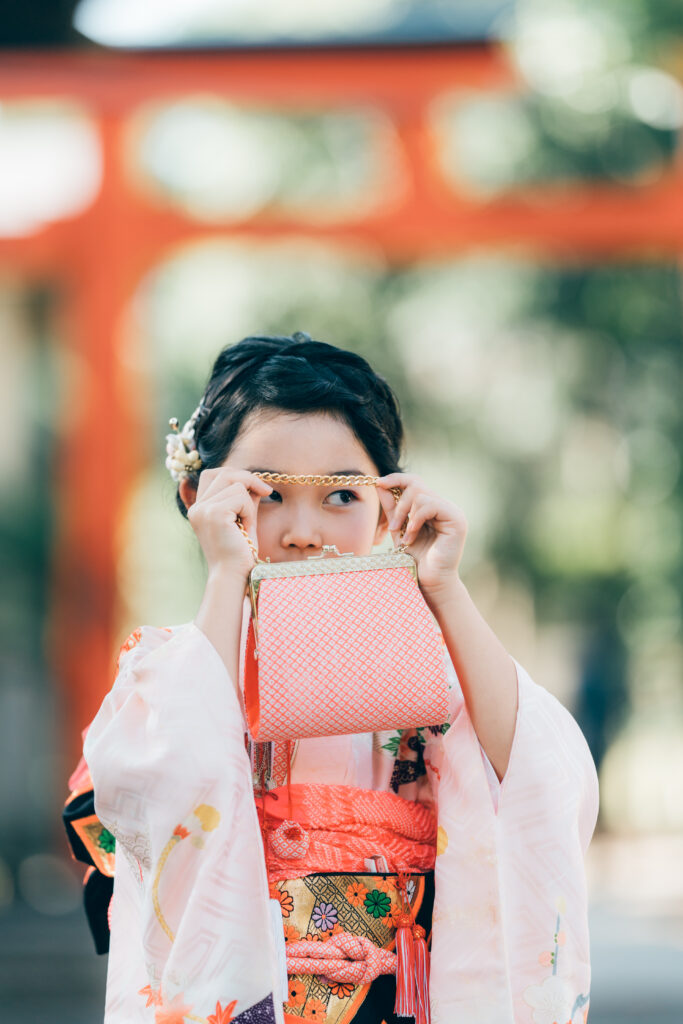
[165,402,205,481]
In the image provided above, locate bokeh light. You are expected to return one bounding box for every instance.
[127,99,405,222]
[0,102,100,237]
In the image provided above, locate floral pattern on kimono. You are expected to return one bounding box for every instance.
[81,617,599,1024]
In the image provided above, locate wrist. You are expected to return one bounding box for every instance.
[206,562,250,593]
[195,566,249,690]
[421,573,467,614]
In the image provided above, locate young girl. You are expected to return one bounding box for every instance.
[65,333,599,1024]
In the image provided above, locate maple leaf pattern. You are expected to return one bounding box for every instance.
[207,999,238,1024]
[138,984,162,1007]
[154,991,193,1024]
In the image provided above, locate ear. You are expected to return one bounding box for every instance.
[373,505,390,546]
[179,476,198,511]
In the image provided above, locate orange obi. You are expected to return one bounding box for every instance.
[255,783,437,884]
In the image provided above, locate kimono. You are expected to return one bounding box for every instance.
[64,615,599,1024]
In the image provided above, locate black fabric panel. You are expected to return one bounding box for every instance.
[83,868,113,955]
[62,788,98,868]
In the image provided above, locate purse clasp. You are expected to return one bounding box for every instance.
[307,545,353,559]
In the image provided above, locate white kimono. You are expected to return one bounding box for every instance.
[83,621,599,1024]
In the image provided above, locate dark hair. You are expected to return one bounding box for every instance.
[175,331,405,516]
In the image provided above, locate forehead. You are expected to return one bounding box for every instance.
[228,409,376,474]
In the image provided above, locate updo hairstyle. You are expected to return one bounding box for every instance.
[175,331,405,517]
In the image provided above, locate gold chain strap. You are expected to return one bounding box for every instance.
[234,473,405,563]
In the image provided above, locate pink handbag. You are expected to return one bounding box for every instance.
[242,544,451,742]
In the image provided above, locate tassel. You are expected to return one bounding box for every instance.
[286,739,293,821]
[250,740,273,789]
[394,911,416,1018]
[412,924,430,1024]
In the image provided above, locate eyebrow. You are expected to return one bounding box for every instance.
[248,467,368,478]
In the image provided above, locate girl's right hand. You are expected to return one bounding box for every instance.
[186,468,273,581]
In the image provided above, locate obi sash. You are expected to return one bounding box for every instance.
[256,783,437,1024]
[278,870,434,1024]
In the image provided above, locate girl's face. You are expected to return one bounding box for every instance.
[226,410,390,562]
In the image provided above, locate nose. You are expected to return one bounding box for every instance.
[280,510,323,554]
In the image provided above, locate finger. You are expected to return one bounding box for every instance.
[375,476,419,531]
[198,467,273,502]
[233,489,262,538]
[202,468,273,502]
[376,472,417,489]
[196,468,228,502]
[376,486,397,528]
[192,483,256,524]
[195,480,251,508]
[388,484,419,532]
[192,489,263,553]
[403,498,441,544]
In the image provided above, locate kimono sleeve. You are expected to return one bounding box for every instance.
[83,622,283,1024]
[430,654,599,1024]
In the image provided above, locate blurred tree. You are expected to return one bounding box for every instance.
[490,263,682,777]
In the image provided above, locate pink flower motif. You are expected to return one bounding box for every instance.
[538,950,553,967]
[556,930,566,946]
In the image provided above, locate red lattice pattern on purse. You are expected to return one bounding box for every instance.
[244,566,450,742]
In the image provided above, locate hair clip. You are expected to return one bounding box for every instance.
[165,403,204,482]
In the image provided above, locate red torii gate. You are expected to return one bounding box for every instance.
[0,47,680,767]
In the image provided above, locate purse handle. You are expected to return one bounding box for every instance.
[235,473,406,564]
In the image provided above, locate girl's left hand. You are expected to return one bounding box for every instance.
[376,473,467,596]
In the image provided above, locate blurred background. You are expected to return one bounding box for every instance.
[0,1,681,1021]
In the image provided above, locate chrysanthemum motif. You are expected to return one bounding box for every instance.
[270,885,294,918]
[97,828,116,853]
[327,980,355,998]
[364,889,391,919]
[286,979,306,1008]
[345,881,368,906]
[303,996,328,1021]
[383,903,403,928]
[311,902,338,931]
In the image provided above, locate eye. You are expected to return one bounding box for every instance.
[326,489,358,506]
[262,488,357,506]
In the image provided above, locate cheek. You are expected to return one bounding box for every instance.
[256,507,278,533]
[351,502,383,536]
